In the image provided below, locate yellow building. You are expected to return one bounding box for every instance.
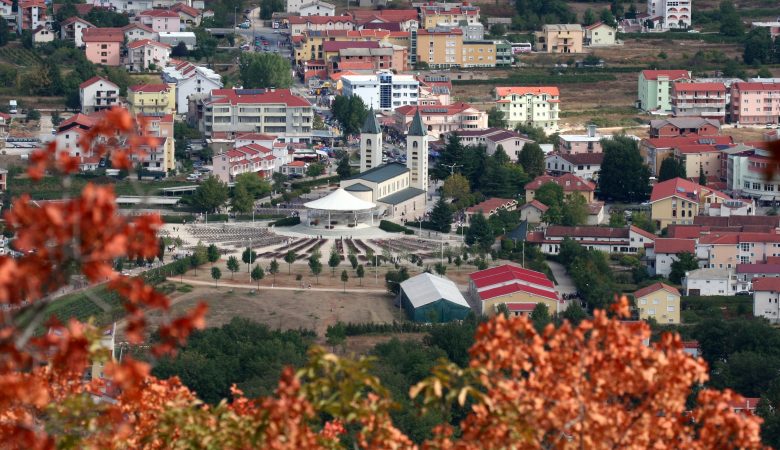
[674,147,722,181]
[461,40,496,68]
[469,264,562,316]
[633,282,681,324]
[127,83,176,116]
[534,24,584,54]
[416,27,463,69]
[649,177,730,229]
[294,29,409,64]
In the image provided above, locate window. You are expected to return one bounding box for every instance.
[667,306,675,312]
[652,299,659,305]
[648,309,656,316]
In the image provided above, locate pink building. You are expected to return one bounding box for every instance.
[731,82,780,125]
[82,27,125,66]
[393,103,488,139]
[698,232,780,269]
[214,144,276,183]
[137,9,181,33]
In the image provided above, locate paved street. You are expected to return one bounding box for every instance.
[547,260,576,296]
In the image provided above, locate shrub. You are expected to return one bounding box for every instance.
[273,216,301,227]
[379,220,410,233]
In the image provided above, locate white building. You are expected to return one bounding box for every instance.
[585,22,617,46]
[91,0,157,14]
[646,238,697,277]
[158,31,197,50]
[122,23,158,43]
[753,277,780,323]
[494,86,560,133]
[646,0,692,30]
[737,262,780,293]
[32,26,54,45]
[298,0,335,16]
[342,71,419,112]
[60,16,95,47]
[726,146,780,204]
[451,127,533,159]
[162,60,223,114]
[126,39,171,72]
[683,268,736,296]
[213,143,276,183]
[544,152,603,181]
[79,76,120,113]
[359,108,382,173]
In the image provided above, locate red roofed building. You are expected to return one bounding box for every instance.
[214,144,276,183]
[639,134,733,176]
[638,70,691,113]
[525,173,596,203]
[464,198,517,223]
[348,9,419,31]
[393,103,488,139]
[698,231,780,270]
[198,89,313,142]
[59,16,95,47]
[137,9,181,33]
[730,397,761,415]
[526,225,655,255]
[171,2,201,27]
[633,282,681,324]
[83,27,124,66]
[649,177,731,229]
[649,117,721,138]
[289,15,355,35]
[127,83,176,115]
[468,264,562,316]
[731,82,780,125]
[79,76,120,113]
[753,277,780,322]
[670,82,727,120]
[126,39,171,72]
[519,199,549,224]
[495,86,560,132]
[647,238,697,277]
[17,0,46,31]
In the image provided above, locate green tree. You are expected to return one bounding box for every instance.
[530,303,551,332]
[743,27,773,65]
[534,182,564,224]
[699,166,707,186]
[669,252,698,284]
[599,136,651,203]
[328,247,340,275]
[306,162,324,178]
[331,95,368,137]
[487,107,507,128]
[489,23,506,36]
[719,0,744,37]
[336,156,351,179]
[0,17,9,47]
[340,269,349,292]
[442,173,472,210]
[269,259,279,284]
[211,266,222,287]
[226,255,240,279]
[158,238,166,263]
[171,41,189,57]
[284,250,296,274]
[385,266,410,295]
[25,109,40,121]
[174,258,188,282]
[658,157,686,182]
[518,142,545,179]
[191,176,229,213]
[45,63,64,96]
[242,247,257,272]
[356,264,365,285]
[308,254,323,283]
[259,0,284,19]
[235,172,270,199]
[608,210,627,227]
[434,262,447,276]
[251,264,264,288]
[207,244,220,266]
[465,212,494,251]
[190,242,207,276]
[599,8,616,27]
[230,183,254,214]
[562,302,587,326]
[238,52,292,88]
[325,322,346,351]
[582,8,596,26]
[429,197,453,233]
[561,193,588,226]
[631,211,656,234]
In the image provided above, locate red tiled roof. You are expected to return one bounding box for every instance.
[694,216,780,228]
[557,152,604,165]
[544,225,628,239]
[753,277,780,292]
[733,82,780,92]
[630,225,657,241]
[672,82,725,92]
[236,132,278,141]
[122,23,156,33]
[641,70,690,81]
[60,16,95,27]
[478,283,559,302]
[139,9,180,17]
[466,197,516,214]
[496,86,559,97]
[699,232,780,245]
[208,89,311,107]
[653,238,695,254]
[471,264,555,288]
[338,61,375,70]
[171,2,199,17]
[78,76,117,89]
[322,40,380,52]
[127,38,171,49]
[130,83,171,93]
[520,199,549,212]
[649,177,728,203]
[349,9,418,24]
[82,27,125,43]
[287,161,306,167]
[736,263,780,274]
[633,282,680,299]
[288,15,353,25]
[525,173,595,192]
[644,135,734,149]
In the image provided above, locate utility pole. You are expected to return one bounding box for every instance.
[441,163,462,176]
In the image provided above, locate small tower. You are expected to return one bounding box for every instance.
[359,107,383,173]
[406,108,428,191]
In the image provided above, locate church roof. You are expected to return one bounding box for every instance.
[408,109,426,137]
[379,187,426,205]
[349,162,408,183]
[361,107,381,134]
[344,182,372,192]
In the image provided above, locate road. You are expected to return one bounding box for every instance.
[547,260,576,296]
[208,9,292,60]
[180,276,388,293]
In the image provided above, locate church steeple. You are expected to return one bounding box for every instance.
[408,107,426,137]
[405,107,428,191]
[361,107,381,134]
[359,107,383,173]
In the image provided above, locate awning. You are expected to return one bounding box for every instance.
[304,188,376,211]
[759,195,775,201]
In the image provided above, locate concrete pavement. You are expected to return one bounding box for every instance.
[547,260,576,296]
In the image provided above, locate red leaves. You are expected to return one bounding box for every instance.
[153,301,208,357]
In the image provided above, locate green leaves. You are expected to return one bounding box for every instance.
[238,52,292,89]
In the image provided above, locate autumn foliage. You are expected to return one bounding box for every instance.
[0,107,768,448]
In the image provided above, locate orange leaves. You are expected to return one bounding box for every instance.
[153,301,208,357]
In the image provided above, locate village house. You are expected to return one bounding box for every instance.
[122,23,158,43]
[544,152,603,181]
[136,9,181,33]
[127,83,177,115]
[584,22,617,46]
[464,198,517,223]
[534,24,584,53]
[468,264,563,316]
[558,125,605,154]
[637,70,691,113]
[526,225,656,256]
[683,268,736,296]
[83,27,125,66]
[649,177,730,229]
[79,76,120,113]
[126,39,171,72]
[634,282,681,324]
[213,144,276,183]
[524,173,595,203]
[393,103,487,139]
[59,16,95,47]
[161,60,223,114]
[670,82,727,120]
[646,238,696,277]
[753,277,780,323]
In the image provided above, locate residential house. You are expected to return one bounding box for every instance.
[417,74,452,105]
[393,103,487,139]
[464,198,517,223]
[682,268,736,296]
[157,31,197,50]
[646,238,696,277]
[79,76,120,113]
[450,128,532,159]
[17,0,46,32]
[420,2,480,28]
[751,21,780,38]
[584,22,617,46]
[670,82,727,120]
[698,232,780,269]
[519,200,548,224]
[348,9,418,32]
[127,83,176,115]
[132,135,175,174]
[32,26,54,45]
[126,39,171,71]
[736,261,780,293]
[534,24,584,53]
[649,177,730,229]
[753,277,780,323]
[705,199,755,217]
[161,60,223,114]
[213,144,276,183]
[637,70,691,113]
[83,27,124,66]
[122,23,158,43]
[468,264,563,316]
[725,145,780,204]
[288,15,355,35]
[526,225,656,256]
[558,125,605,154]
[525,173,595,203]
[198,88,313,142]
[342,71,418,111]
[138,112,174,140]
[649,117,721,138]
[495,86,560,133]
[90,0,156,14]
[460,40,496,68]
[280,160,308,176]
[0,0,13,20]
[647,0,692,29]
[137,9,181,33]
[633,282,681,324]
[299,0,335,17]
[639,134,733,176]
[0,112,11,134]
[730,82,780,125]
[59,17,95,47]
[170,2,201,29]
[730,398,761,415]
[544,152,603,181]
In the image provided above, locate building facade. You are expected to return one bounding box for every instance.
[127,83,177,115]
[126,39,171,72]
[83,27,125,66]
[79,76,120,113]
[634,282,681,324]
[646,0,692,29]
[637,70,691,113]
[730,82,780,125]
[671,82,727,120]
[161,60,223,114]
[495,86,560,133]
[534,24,584,53]
[341,71,419,111]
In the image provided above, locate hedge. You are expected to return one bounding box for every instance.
[621,32,744,44]
[379,220,411,233]
[272,216,301,227]
[290,175,340,190]
[161,215,196,224]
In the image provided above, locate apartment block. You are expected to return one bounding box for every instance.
[647,0,692,29]
[342,71,419,111]
[460,40,496,68]
[393,103,487,139]
[416,27,463,69]
[671,82,727,120]
[495,86,560,133]
[419,2,480,28]
[82,27,125,66]
[730,82,780,125]
[79,76,120,113]
[534,24,584,53]
[127,83,177,115]
[637,70,691,113]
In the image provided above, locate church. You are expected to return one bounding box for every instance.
[339,107,429,220]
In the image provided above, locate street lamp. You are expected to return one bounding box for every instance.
[234,6,238,29]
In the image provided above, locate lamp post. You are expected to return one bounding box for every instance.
[234,6,238,29]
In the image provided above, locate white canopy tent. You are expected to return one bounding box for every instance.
[304,188,376,228]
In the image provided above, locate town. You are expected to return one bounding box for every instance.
[0,0,779,446]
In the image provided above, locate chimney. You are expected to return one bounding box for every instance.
[587,124,597,137]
